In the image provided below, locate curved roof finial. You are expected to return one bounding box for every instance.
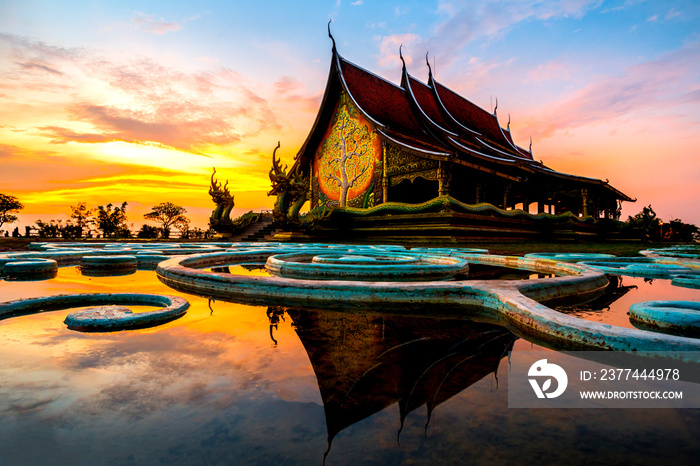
[507,113,511,131]
[399,44,406,70]
[327,19,337,54]
[529,136,533,153]
[493,97,498,116]
[425,51,433,79]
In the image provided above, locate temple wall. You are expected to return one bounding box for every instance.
[311,94,382,209]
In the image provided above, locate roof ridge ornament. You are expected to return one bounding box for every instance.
[507,113,511,131]
[399,44,406,71]
[529,136,533,154]
[327,19,337,54]
[426,51,432,79]
[493,97,498,116]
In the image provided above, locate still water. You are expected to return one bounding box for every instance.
[0,266,699,465]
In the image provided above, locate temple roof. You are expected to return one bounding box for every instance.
[293,42,634,203]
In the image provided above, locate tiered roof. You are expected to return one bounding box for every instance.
[295,40,634,202]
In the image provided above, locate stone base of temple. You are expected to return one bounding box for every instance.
[272,231,316,242]
[274,198,624,244]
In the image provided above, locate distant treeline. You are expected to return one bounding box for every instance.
[0,196,215,239]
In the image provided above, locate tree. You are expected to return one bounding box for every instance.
[144,202,189,238]
[96,202,129,238]
[137,224,160,239]
[35,219,62,238]
[69,202,94,238]
[189,227,206,239]
[668,218,700,242]
[318,100,376,207]
[626,205,660,242]
[61,220,83,238]
[0,193,24,230]
[175,217,191,239]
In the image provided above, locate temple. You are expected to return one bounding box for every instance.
[269,31,635,242]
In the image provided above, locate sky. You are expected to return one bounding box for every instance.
[1,0,699,232]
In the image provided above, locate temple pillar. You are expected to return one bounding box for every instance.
[581,189,589,217]
[438,161,450,196]
[382,146,389,203]
[309,168,315,208]
[502,183,511,209]
[538,201,545,214]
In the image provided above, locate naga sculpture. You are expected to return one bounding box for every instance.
[268,142,311,227]
[209,168,235,228]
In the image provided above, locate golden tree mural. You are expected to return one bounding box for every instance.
[317,99,377,207]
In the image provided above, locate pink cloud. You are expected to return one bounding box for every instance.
[273,76,322,113]
[0,33,86,65]
[0,35,84,94]
[666,8,682,20]
[17,61,63,75]
[519,40,700,139]
[375,33,421,68]
[274,76,304,93]
[527,60,573,82]
[131,11,182,35]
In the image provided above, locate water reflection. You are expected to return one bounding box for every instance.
[555,275,638,316]
[282,307,515,457]
[267,305,286,345]
[554,274,700,330]
[205,262,556,281]
[79,267,137,277]
[1,267,699,464]
[207,263,269,276]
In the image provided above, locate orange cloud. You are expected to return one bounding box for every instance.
[1,33,288,153]
[38,104,243,152]
[0,143,57,159]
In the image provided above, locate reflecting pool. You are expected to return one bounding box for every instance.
[1,265,699,465]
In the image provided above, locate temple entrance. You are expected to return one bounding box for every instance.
[389,177,438,204]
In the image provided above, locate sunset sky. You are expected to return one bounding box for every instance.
[1,0,698,232]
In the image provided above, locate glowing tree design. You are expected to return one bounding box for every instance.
[318,101,376,207]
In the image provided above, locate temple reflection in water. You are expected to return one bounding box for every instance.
[263,273,640,458]
[272,306,515,455]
